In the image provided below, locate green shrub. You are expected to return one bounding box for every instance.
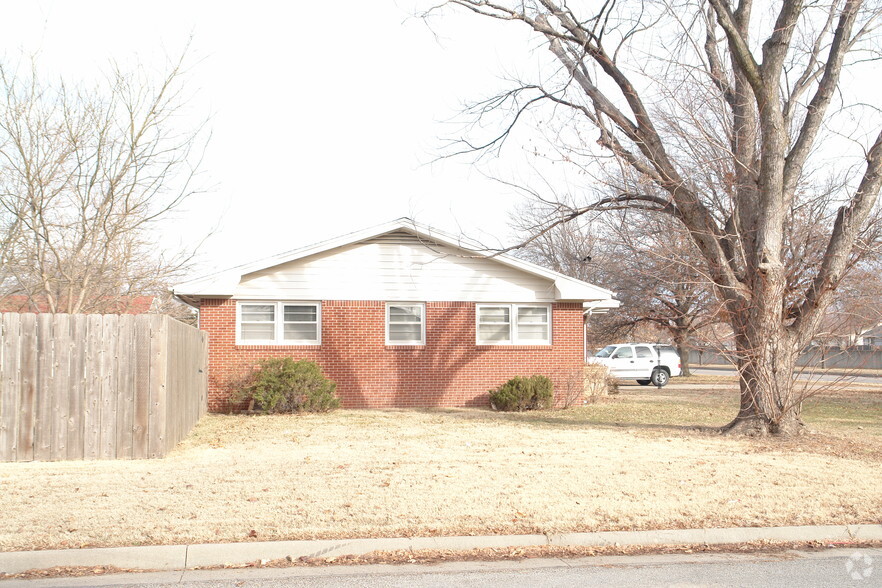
[489,375,553,411]
[234,358,340,413]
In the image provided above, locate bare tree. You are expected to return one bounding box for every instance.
[431,0,882,435]
[514,205,720,375]
[0,51,208,314]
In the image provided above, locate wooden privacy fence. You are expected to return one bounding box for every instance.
[0,313,208,462]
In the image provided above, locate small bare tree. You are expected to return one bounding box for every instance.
[0,51,208,314]
[431,0,882,435]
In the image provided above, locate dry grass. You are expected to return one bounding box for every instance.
[1,380,880,552]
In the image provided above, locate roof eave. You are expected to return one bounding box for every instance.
[173,217,620,305]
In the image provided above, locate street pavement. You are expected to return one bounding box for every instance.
[691,365,881,385]
[5,548,880,587]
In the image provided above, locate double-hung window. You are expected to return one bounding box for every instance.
[386,303,425,345]
[237,301,321,345]
[476,304,551,345]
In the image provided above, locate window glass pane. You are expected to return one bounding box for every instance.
[595,345,616,358]
[517,306,548,323]
[479,323,510,342]
[389,305,422,323]
[614,346,633,358]
[284,305,317,322]
[635,346,652,358]
[518,324,549,341]
[479,307,509,323]
[241,305,274,322]
[389,323,422,341]
[241,322,275,340]
[284,323,318,341]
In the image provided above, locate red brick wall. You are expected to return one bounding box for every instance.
[198,299,585,411]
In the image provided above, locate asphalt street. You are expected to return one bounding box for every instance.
[6,549,879,588]
[691,365,881,385]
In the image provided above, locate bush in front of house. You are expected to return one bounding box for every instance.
[489,375,553,411]
[235,358,340,413]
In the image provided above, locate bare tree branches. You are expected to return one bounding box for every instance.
[0,51,209,314]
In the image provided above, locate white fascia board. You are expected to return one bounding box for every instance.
[583,299,621,315]
[173,217,619,305]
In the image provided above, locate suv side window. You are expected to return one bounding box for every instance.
[635,346,652,358]
[613,346,633,359]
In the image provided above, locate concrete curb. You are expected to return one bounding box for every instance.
[2,525,880,575]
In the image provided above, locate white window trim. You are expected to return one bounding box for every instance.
[385,302,426,346]
[236,301,321,346]
[475,303,552,346]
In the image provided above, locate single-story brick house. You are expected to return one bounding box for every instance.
[174,219,619,410]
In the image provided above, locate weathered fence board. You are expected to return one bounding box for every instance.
[116,315,134,459]
[0,313,207,462]
[148,315,167,459]
[1,314,21,460]
[132,317,151,460]
[83,314,102,460]
[17,313,36,461]
[34,314,53,461]
[51,314,71,461]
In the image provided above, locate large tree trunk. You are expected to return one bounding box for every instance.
[675,339,692,377]
[723,319,805,436]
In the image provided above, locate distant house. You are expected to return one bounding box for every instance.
[810,322,882,348]
[174,219,619,410]
[853,324,882,347]
[0,295,156,315]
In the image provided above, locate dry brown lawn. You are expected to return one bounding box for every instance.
[1,379,880,552]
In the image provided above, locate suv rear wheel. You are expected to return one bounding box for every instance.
[637,379,651,386]
[650,368,669,387]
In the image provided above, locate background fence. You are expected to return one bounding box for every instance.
[689,347,882,370]
[0,313,208,462]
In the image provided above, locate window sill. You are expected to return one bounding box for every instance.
[235,343,322,350]
[476,344,553,349]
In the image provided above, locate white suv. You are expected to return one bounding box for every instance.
[588,344,682,387]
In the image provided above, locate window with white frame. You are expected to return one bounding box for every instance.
[476,304,551,345]
[386,303,425,345]
[237,301,321,345]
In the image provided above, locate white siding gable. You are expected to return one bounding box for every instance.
[234,231,557,302]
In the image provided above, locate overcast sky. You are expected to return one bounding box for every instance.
[4,2,879,280]
[0,1,559,276]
